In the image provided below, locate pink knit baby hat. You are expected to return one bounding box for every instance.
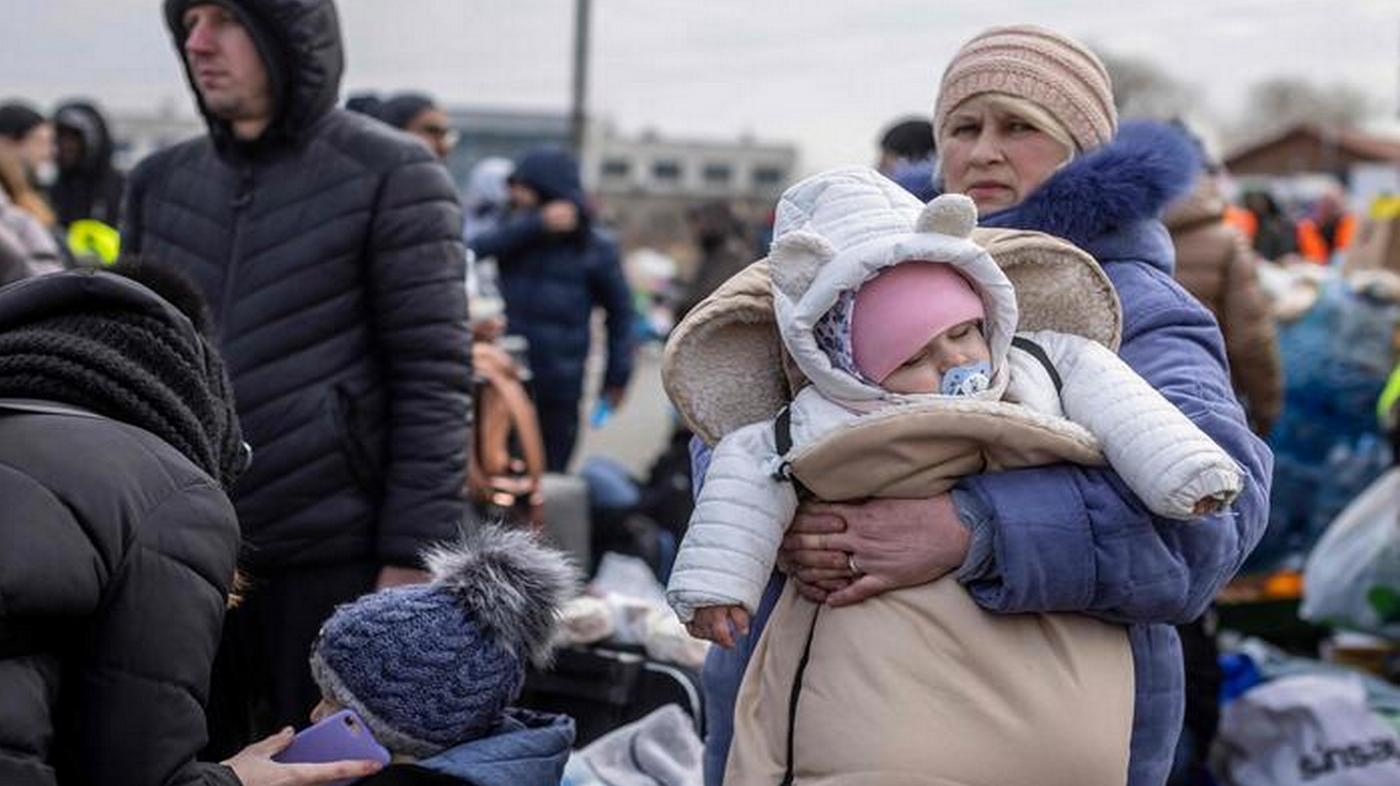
[851,262,985,384]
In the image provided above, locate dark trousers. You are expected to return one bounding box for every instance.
[204,560,379,758]
[537,399,581,474]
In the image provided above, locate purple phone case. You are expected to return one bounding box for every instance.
[272,709,391,786]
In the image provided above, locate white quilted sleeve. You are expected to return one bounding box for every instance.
[1027,330,1244,521]
[666,420,798,622]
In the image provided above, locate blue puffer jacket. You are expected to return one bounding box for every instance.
[361,709,575,785]
[469,148,634,404]
[696,122,1272,786]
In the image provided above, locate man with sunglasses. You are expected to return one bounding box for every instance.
[373,92,459,161]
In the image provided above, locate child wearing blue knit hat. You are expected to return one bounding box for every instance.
[307,526,580,785]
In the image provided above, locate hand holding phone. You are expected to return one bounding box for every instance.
[273,709,391,785]
[223,711,387,786]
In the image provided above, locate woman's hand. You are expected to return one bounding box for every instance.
[223,728,384,786]
[779,495,971,607]
[685,604,751,649]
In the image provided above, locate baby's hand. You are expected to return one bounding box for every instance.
[685,605,751,649]
[1192,497,1224,516]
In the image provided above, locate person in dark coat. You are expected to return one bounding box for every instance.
[123,0,473,738]
[50,100,125,227]
[1241,190,1297,262]
[877,116,937,201]
[0,266,384,786]
[346,92,458,162]
[470,146,634,472]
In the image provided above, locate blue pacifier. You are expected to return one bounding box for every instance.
[940,361,992,397]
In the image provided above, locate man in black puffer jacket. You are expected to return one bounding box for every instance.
[123,0,472,734]
[0,269,245,786]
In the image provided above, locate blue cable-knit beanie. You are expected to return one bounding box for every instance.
[309,526,579,757]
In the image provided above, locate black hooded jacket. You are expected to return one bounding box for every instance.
[51,101,126,227]
[0,272,241,786]
[124,0,472,571]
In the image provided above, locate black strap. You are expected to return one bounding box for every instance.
[771,406,812,499]
[774,405,794,455]
[1011,336,1063,394]
[780,608,821,786]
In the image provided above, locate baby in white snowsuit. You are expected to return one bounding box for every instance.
[665,173,1243,642]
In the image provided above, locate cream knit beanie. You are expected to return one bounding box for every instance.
[934,25,1117,152]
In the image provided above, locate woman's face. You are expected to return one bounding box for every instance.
[939,96,1072,214]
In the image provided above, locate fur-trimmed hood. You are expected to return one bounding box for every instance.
[980,120,1201,273]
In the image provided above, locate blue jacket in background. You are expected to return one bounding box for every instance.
[695,122,1272,786]
[369,709,575,786]
[470,148,634,404]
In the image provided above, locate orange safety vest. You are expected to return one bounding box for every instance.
[1296,213,1357,264]
[1224,205,1258,241]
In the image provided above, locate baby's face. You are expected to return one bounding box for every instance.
[881,320,991,394]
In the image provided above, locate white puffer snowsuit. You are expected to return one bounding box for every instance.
[666,175,1241,622]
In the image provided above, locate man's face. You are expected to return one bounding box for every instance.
[403,108,457,161]
[876,150,900,176]
[181,4,273,126]
[57,127,84,170]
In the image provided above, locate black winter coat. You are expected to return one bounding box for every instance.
[470,148,634,404]
[51,101,126,227]
[0,406,240,786]
[126,0,472,571]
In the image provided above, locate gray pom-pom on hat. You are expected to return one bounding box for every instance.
[310,526,580,756]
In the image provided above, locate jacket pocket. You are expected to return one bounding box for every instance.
[329,382,382,494]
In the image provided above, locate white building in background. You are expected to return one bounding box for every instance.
[583,125,799,253]
[584,126,797,199]
[441,107,572,194]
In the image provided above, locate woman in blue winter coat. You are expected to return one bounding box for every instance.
[698,25,1272,786]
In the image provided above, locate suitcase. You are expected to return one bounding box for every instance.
[519,644,704,747]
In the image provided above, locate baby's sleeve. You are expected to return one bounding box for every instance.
[1028,330,1243,520]
[666,420,799,621]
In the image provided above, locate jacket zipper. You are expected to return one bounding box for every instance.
[780,606,821,786]
[220,165,254,343]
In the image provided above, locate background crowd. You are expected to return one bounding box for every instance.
[3,1,1400,786]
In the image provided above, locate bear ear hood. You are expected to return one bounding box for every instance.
[768,231,837,304]
[766,171,1018,410]
[663,170,1121,445]
[915,193,978,238]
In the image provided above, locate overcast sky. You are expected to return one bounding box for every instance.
[5,0,1398,172]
